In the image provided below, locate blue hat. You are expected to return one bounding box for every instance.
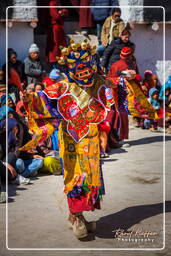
[49,69,60,80]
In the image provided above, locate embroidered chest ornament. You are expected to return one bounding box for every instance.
[43,39,114,142]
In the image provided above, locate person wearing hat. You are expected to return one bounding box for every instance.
[24,43,45,85]
[101,29,135,72]
[106,46,137,149]
[43,68,63,87]
[107,46,137,79]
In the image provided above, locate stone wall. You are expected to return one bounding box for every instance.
[0,0,37,21]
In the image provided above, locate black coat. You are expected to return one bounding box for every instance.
[101,37,135,70]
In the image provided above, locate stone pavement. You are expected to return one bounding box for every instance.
[0,126,171,256]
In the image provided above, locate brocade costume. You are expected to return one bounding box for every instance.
[21,40,114,213]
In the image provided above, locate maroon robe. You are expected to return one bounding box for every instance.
[79,0,93,28]
[46,0,68,63]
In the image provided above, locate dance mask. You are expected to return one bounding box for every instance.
[56,39,97,87]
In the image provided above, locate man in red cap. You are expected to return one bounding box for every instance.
[107,46,137,78]
[106,47,138,149]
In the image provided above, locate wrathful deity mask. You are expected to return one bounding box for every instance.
[56,39,98,87]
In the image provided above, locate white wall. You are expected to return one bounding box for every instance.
[1,21,171,85]
[0,22,34,67]
[131,23,171,84]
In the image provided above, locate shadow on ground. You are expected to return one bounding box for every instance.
[128,135,171,147]
[81,201,170,242]
[95,201,170,239]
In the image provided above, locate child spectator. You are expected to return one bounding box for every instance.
[43,69,62,87]
[142,70,160,97]
[144,88,163,131]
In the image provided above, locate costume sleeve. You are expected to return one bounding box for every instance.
[101,40,115,68]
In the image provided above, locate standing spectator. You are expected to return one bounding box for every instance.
[24,43,45,84]
[101,29,135,71]
[79,0,94,35]
[107,47,136,146]
[98,7,127,55]
[91,0,119,42]
[46,0,68,68]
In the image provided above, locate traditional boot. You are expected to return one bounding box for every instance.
[68,212,96,233]
[80,213,96,233]
[68,212,88,239]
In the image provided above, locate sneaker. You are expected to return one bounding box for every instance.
[30,171,38,177]
[157,127,164,132]
[11,175,30,185]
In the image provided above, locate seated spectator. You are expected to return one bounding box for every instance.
[0,82,6,98]
[24,43,45,84]
[0,117,43,178]
[35,135,62,175]
[34,82,45,92]
[43,69,63,87]
[142,70,161,96]
[143,88,163,132]
[0,69,5,83]
[0,159,30,186]
[159,75,171,133]
[159,75,171,102]
[16,91,27,118]
[7,48,25,83]
[101,29,135,72]
[0,94,16,111]
[2,49,26,103]
[26,83,35,93]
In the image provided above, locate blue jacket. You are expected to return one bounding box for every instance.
[149,88,160,110]
[159,75,171,100]
[91,0,119,21]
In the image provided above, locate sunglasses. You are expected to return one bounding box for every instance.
[114,15,121,18]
